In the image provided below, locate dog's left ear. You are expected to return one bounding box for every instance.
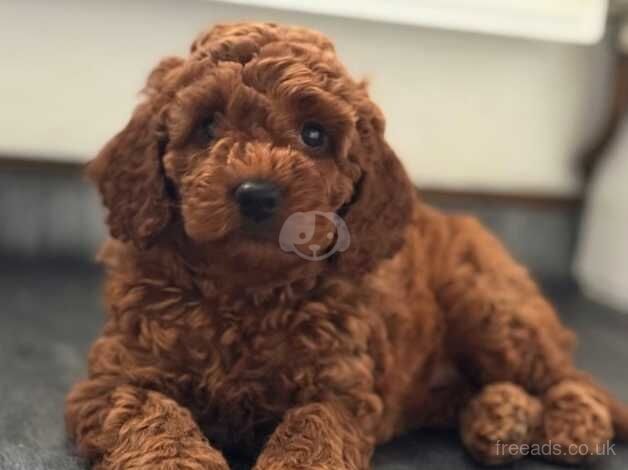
[87,57,183,249]
[337,96,414,274]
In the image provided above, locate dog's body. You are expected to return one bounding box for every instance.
[67,23,628,469]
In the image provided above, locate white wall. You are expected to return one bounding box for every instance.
[0,0,614,195]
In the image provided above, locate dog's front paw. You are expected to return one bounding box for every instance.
[96,456,230,470]
[254,435,351,470]
[254,455,348,470]
[95,388,231,470]
[97,443,231,470]
[254,403,371,470]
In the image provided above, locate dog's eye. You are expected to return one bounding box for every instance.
[300,122,327,148]
[204,116,215,141]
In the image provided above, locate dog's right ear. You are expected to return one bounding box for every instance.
[335,89,414,275]
[87,57,183,249]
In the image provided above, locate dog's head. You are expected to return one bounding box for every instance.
[89,23,414,285]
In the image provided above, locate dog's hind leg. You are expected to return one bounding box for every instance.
[460,382,542,465]
[428,213,617,464]
[458,379,615,465]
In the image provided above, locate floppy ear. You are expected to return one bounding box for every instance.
[337,99,415,274]
[87,57,183,248]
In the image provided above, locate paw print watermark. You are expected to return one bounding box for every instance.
[279,211,350,261]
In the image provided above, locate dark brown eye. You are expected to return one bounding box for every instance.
[301,122,327,148]
[204,115,215,141]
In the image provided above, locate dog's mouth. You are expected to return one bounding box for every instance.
[181,166,359,261]
[238,217,280,241]
[232,173,361,260]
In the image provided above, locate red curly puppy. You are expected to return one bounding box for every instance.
[66,22,628,469]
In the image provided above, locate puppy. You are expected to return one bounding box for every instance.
[66,22,628,469]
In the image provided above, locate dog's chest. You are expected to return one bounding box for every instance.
[178,296,380,438]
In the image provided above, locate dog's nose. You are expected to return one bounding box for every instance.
[234,180,280,223]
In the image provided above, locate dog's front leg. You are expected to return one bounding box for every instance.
[254,402,374,470]
[66,378,229,470]
[67,380,230,470]
[66,336,229,470]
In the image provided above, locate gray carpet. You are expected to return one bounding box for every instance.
[1,257,627,469]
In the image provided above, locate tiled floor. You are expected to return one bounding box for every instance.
[0,258,626,469]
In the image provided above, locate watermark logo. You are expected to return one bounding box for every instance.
[496,440,616,459]
[279,211,350,261]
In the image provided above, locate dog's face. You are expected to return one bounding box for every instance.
[90,23,413,286]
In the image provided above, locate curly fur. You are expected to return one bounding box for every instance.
[66,22,628,469]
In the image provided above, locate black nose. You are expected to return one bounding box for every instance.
[234,180,280,223]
